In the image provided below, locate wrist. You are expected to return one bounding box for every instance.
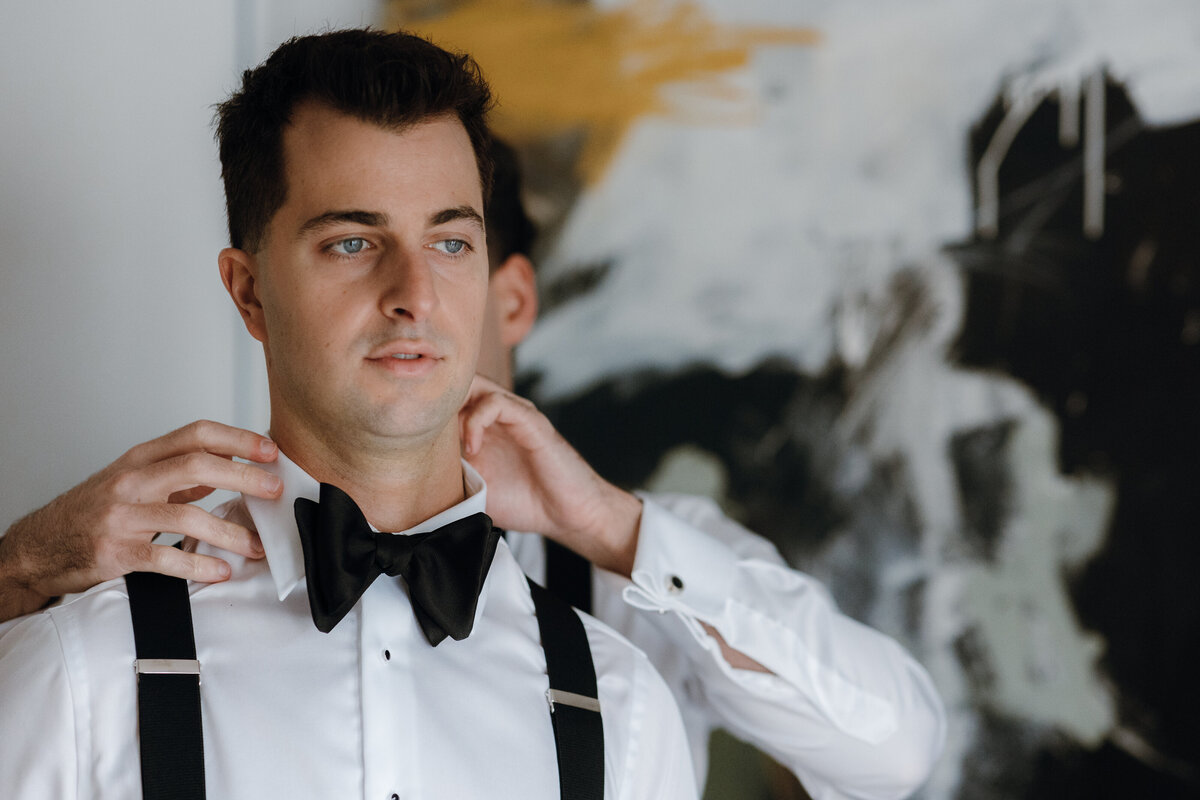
[587,487,642,579]
[0,533,55,621]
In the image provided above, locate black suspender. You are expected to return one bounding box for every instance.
[544,538,593,615]
[538,537,602,796]
[125,571,205,800]
[126,571,603,800]
[528,576,605,800]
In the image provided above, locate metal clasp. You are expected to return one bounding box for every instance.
[545,688,601,714]
[135,659,201,683]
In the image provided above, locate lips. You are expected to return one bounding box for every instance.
[366,339,440,360]
[365,339,443,377]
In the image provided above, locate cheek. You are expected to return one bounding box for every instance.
[446,274,490,327]
[263,289,337,362]
[466,293,491,349]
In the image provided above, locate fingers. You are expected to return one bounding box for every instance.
[96,502,263,564]
[459,383,544,456]
[111,451,283,504]
[90,503,263,585]
[140,503,265,561]
[138,543,237,584]
[120,420,277,471]
[460,391,505,456]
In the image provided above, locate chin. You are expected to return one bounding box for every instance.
[356,405,454,445]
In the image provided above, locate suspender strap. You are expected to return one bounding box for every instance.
[126,571,206,800]
[544,539,593,615]
[123,555,596,800]
[528,576,604,800]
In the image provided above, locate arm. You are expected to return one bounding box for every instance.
[461,377,945,799]
[0,420,282,622]
[622,493,945,799]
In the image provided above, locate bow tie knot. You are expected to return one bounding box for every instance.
[294,482,499,646]
[372,534,413,575]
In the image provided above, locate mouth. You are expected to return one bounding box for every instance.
[373,351,437,363]
[366,342,442,377]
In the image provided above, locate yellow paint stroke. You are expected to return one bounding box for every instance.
[386,0,817,182]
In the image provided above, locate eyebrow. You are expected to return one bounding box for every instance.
[296,206,485,238]
[430,205,485,230]
[297,210,388,237]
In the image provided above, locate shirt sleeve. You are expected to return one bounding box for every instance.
[0,611,79,799]
[618,492,946,800]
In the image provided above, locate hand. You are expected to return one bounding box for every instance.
[459,375,642,577]
[0,420,282,621]
[460,381,771,673]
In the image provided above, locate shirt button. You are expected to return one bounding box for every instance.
[666,575,684,594]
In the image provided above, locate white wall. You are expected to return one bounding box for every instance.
[0,0,380,526]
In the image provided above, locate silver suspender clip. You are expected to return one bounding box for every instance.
[135,659,202,684]
[546,688,601,714]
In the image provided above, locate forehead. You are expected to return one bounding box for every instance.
[277,103,483,224]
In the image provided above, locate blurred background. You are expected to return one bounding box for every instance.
[2,1,1198,798]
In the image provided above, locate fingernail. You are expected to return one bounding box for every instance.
[250,532,265,555]
[262,474,282,494]
[218,561,232,579]
[258,438,277,457]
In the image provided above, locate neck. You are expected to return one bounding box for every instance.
[269,417,466,533]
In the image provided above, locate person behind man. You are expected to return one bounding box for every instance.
[0,28,697,799]
[458,139,947,799]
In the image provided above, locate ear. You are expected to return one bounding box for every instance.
[219,247,267,343]
[488,253,539,347]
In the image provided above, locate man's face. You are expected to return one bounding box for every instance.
[246,104,490,453]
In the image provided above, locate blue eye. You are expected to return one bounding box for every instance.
[332,237,367,255]
[434,239,468,255]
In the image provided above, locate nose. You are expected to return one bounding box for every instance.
[379,247,437,322]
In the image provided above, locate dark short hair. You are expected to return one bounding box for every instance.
[485,137,537,268]
[216,28,494,252]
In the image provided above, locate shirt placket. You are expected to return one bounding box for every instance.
[360,574,422,800]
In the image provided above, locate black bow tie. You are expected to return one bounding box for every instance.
[294,483,499,646]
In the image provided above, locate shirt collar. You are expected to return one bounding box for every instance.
[244,449,488,602]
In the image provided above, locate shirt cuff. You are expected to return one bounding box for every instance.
[622,495,737,622]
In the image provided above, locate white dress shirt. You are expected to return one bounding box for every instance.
[0,455,697,800]
[507,493,947,800]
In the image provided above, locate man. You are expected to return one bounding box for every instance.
[0,133,946,799]
[0,29,696,799]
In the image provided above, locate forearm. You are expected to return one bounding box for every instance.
[0,579,50,623]
[696,648,944,800]
[620,494,946,797]
[0,522,56,622]
[566,483,643,579]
